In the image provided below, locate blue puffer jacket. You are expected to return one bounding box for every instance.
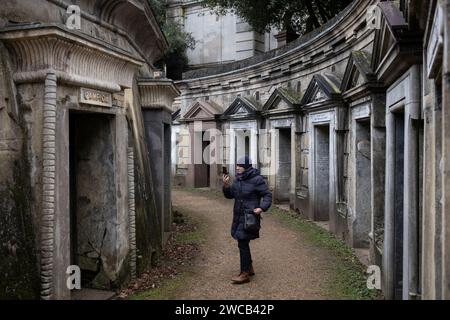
[223,167,272,240]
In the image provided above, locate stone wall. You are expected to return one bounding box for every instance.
[0,44,40,299]
[167,0,278,68]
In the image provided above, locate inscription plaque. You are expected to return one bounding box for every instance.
[80,88,113,107]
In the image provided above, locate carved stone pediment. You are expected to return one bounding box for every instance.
[182,100,222,122]
[341,51,376,92]
[221,96,260,120]
[301,73,342,106]
[370,2,421,84]
[262,87,301,113]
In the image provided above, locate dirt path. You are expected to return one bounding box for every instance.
[172,189,337,300]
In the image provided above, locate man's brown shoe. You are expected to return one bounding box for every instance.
[231,272,250,284]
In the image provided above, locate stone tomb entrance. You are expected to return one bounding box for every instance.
[384,65,422,300]
[354,119,371,248]
[275,128,292,203]
[392,110,405,299]
[69,111,118,290]
[234,130,251,163]
[194,130,211,188]
[313,125,330,221]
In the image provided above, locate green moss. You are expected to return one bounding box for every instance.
[134,204,154,274]
[174,229,205,245]
[128,271,193,300]
[110,252,132,291]
[128,212,205,300]
[324,77,342,94]
[0,156,40,299]
[268,206,381,300]
[278,87,302,104]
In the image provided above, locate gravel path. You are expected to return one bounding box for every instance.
[172,189,337,300]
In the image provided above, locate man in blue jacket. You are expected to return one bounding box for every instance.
[222,156,272,284]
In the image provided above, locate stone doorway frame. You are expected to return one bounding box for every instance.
[228,120,259,178]
[308,111,336,223]
[383,65,422,300]
[269,117,295,204]
[352,114,372,248]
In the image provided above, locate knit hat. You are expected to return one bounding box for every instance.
[236,156,252,170]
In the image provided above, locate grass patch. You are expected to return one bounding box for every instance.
[126,212,206,300]
[174,230,205,245]
[268,206,382,300]
[128,272,191,300]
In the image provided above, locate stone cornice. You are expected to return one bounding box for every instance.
[302,100,344,114]
[138,78,180,113]
[262,107,299,118]
[341,83,383,102]
[0,25,144,91]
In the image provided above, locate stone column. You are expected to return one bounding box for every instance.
[421,81,437,299]
[402,65,421,300]
[329,118,337,234]
[251,123,258,169]
[290,126,296,204]
[441,0,450,300]
[383,65,422,300]
[40,72,57,300]
[229,128,236,177]
[383,111,395,300]
[270,126,278,191]
[370,93,386,267]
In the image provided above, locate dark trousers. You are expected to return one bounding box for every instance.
[237,240,252,273]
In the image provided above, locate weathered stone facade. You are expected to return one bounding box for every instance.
[167,0,279,68]
[173,0,450,299]
[0,0,178,299]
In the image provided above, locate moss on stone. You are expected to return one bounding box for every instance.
[278,87,302,104]
[0,155,40,299]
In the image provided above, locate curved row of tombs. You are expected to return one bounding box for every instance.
[171,0,450,300]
